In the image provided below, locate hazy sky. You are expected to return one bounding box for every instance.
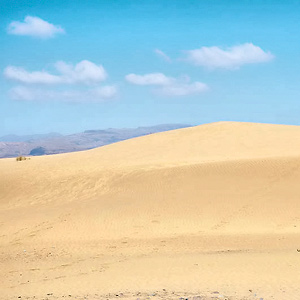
[1,0,300,135]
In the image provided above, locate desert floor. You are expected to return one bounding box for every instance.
[1,122,300,300]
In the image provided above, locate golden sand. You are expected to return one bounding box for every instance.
[1,122,300,299]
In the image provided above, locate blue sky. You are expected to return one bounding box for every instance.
[1,0,300,135]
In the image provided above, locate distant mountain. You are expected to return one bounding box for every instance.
[0,124,191,158]
[0,132,62,142]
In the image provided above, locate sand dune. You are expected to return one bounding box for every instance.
[1,122,300,299]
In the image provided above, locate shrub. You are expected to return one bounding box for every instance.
[16,156,30,161]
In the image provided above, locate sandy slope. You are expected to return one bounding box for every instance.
[1,122,300,300]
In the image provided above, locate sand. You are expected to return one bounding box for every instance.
[1,121,300,299]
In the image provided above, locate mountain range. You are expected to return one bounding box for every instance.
[0,124,191,158]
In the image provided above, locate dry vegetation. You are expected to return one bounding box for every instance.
[16,156,30,161]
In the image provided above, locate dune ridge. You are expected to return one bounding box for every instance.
[1,122,300,299]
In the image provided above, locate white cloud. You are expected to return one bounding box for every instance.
[4,66,61,84]
[157,82,208,97]
[125,73,173,85]
[154,49,171,62]
[9,85,117,102]
[54,60,107,84]
[125,72,208,97]
[90,86,117,99]
[185,43,274,69]
[7,16,65,38]
[5,60,115,102]
[4,60,107,85]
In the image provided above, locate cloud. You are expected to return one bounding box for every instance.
[4,66,61,84]
[90,86,117,99]
[154,49,171,62]
[5,60,115,102]
[185,43,274,69]
[7,16,65,38]
[4,60,107,85]
[9,85,117,102]
[54,60,107,84]
[125,72,208,97]
[157,82,208,97]
[125,73,173,85]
